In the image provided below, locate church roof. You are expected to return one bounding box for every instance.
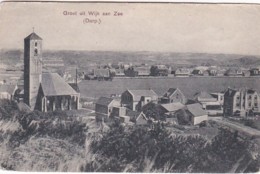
[24,32,42,40]
[41,73,78,96]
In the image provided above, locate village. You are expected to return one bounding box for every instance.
[0,32,259,137]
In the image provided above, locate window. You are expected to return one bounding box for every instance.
[176,94,179,99]
[254,103,258,107]
[34,49,38,56]
[236,96,240,100]
[35,42,37,47]
[249,102,252,107]
[236,103,240,107]
[255,96,258,100]
[248,95,252,100]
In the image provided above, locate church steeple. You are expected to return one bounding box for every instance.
[24,31,43,109]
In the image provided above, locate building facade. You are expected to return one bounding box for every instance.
[121,89,158,111]
[223,88,260,117]
[160,88,186,104]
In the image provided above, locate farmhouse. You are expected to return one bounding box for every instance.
[150,65,169,76]
[160,88,186,104]
[223,88,260,117]
[250,68,260,76]
[95,97,120,121]
[175,103,208,125]
[93,69,111,80]
[174,68,190,77]
[121,89,158,111]
[225,68,243,76]
[194,91,223,116]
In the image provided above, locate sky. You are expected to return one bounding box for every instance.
[0,2,260,55]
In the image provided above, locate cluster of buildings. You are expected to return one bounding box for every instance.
[0,32,80,112]
[0,32,260,129]
[95,86,260,126]
[82,63,260,80]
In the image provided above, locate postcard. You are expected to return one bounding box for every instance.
[0,1,260,173]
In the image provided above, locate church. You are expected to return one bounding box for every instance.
[23,32,80,112]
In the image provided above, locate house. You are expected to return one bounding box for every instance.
[95,97,120,121]
[175,103,208,125]
[126,110,148,125]
[160,102,185,123]
[160,88,186,104]
[121,89,158,111]
[0,84,18,100]
[112,106,148,124]
[208,68,218,76]
[174,68,190,77]
[225,68,243,76]
[216,69,226,76]
[93,69,111,80]
[249,68,260,76]
[150,65,169,76]
[194,91,223,116]
[191,69,204,76]
[211,92,225,105]
[242,70,250,77]
[135,66,151,76]
[114,69,125,77]
[124,67,138,77]
[223,88,260,117]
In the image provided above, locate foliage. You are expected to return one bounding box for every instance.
[84,122,260,173]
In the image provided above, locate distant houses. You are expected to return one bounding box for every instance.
[150,65,169,76]
[174,68,190,77]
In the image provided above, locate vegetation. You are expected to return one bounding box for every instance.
[0,99,259,172]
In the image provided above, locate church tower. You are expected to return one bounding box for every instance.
[24,32,43,109]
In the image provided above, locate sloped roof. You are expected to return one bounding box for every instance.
[24,32,42,40]
[160,102,185,112]
[194,91,215,100]
[186,103,207,117]
[96,97,114,106]
[0,84,17,94]
[41,73,78,96]
[127,89,158,101]
[163,88,178,97]
[69,83,80,93]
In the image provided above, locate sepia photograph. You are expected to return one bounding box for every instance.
[0,1,260,173]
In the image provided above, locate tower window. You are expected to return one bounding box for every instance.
[34,49,38,56]
[35,42,37,47]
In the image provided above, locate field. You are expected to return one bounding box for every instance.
[78,76,260,99]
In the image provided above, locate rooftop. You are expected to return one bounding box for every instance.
[96,97,114,106]
[24,32,42,40]
[41,73,78,96]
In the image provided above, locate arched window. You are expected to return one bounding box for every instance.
[34,49,38,56]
